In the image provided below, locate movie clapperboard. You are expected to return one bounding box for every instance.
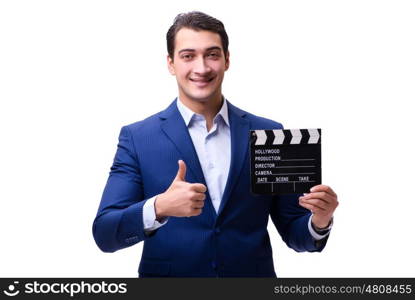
[250,129,321,195]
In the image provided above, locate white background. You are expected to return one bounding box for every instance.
[1,0,414,277]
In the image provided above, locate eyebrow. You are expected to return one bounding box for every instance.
[178,46,222,54]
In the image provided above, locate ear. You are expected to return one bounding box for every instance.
[225,51,230,71]
[167,55,175,75]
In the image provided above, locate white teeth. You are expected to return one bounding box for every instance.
[190,78,212,82]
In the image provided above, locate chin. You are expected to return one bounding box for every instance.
[186,91,216,102]
[189,96,211,103]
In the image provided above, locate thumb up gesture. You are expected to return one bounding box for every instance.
[155,160,207,218]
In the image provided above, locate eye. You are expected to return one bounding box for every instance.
[207,52,220,59]
[181,54,194,61]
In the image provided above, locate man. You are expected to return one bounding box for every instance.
[93,11,338,277]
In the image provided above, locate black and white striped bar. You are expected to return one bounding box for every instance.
[250,129,321,195]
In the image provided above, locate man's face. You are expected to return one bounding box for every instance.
[167,27,230,104]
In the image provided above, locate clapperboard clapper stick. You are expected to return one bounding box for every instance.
[250,129,321,195]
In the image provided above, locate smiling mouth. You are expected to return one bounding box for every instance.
[189,77,215,84]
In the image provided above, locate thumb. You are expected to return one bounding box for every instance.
[174,160,187,182]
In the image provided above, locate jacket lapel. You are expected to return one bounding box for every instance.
[159,99,206,185]
[217,101,250,216]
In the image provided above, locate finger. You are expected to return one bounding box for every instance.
[190,208,202,216]
[300,198,329,211]
[299,201,325,214]
[301,192,336,204]
[190,183,207,193]
[191,200,205,209]
[174,160,187,182]
[310,185,337,197]
[191,192,206,201]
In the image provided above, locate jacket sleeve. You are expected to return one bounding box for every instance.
[270,194,329,252]
[92,125,152,253]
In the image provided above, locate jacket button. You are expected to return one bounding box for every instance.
[214,227,221,234]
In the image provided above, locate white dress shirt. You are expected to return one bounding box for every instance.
[142,98,330,240]
[176,97,231,213]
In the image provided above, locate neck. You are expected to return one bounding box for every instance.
[179,92,223,130]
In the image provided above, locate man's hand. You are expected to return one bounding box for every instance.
[155,160,207,219]
[299,185,338,229]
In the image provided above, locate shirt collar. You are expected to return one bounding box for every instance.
[176,97,230,127]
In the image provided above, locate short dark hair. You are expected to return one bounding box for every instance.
[166,11,229,60]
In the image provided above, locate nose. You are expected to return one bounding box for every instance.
[193,56,211,74]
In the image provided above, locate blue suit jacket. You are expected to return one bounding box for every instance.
[93,99,328,277]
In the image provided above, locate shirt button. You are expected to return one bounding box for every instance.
[208,163,214,169]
